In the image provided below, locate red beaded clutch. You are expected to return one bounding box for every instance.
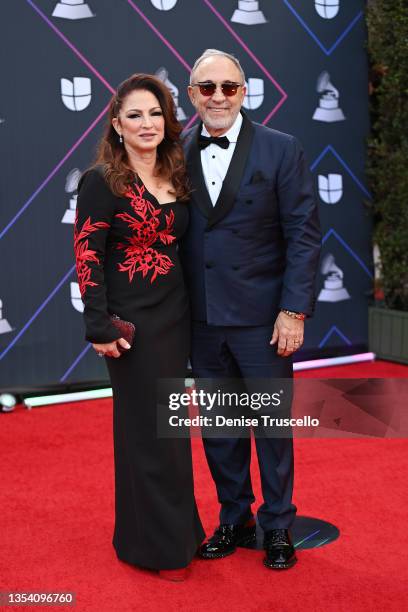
[110,314,135,353]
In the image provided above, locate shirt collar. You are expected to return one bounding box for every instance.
[201,111,243,143]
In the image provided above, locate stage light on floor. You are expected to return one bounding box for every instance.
[0,393,17,413]
[24,388,112,408]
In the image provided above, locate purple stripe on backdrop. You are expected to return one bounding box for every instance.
[322,229,373,279]
[319,326,352,348]
[183,113,199,130]
[261,99,289,126]
[283,1,363,57]
[0,103,110,241]
[127,0,192,72]
[0,265,76,361]
[60,344,92,382]
[310,145,371,199]
[126,2,199,130]
[26,0,115,93]
[202,0,288,123]
[327,11,363,55]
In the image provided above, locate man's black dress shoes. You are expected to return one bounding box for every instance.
[198,520,256,559]
[263,529,297,570]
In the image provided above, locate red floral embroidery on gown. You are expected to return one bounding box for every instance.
[74,212,109,296]
[116,184,176,283]
[74,183,177,296]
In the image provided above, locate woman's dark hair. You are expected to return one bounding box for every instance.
[94,73,190,201]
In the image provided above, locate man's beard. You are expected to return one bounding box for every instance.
[201,108,239,132]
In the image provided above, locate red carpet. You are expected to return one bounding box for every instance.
[1,361,407,611]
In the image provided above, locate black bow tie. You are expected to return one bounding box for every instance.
[198,135,230,150]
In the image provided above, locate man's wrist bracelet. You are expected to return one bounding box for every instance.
[281,309,306,321]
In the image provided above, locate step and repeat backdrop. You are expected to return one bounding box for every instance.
[0,0,371,389]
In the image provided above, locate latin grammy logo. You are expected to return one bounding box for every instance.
[62,168,82,225]
[155,67,187,121]
[231,0,267,26]
[61,77,92,111]
[52,0,94,20]
[0,298,13,335]
[318,174,343,204]
[313,71,345,123]
[318,254,351,302]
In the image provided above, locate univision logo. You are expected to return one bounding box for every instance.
[150,0,178,10]
[315,0,340,20]
[243,78,264,110]
[318,174,343,204]
[61,77,92,111]
[70,282,84,313]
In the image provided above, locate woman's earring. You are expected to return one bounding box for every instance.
[119,134,123,144]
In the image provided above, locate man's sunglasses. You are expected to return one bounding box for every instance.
[191,82,243,97]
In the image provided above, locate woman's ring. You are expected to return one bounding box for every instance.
[97,352,104,357]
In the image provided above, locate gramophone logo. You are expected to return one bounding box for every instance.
[155,67,187,121]
[318,253,351,302]
[52,0,94,20]
[0,298,13,335]
[313,71,345,122]
[150,0,178,10]
[231,0,267,25]
[62,168,82,224]
[318,174,343,204]
[61,77,92,111]
[243,78,264,110]
[315,0,340,20]
[70,282,84,313]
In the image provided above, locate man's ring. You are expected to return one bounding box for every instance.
[97,352,104,357]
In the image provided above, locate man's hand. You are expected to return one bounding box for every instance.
[92,337,131,359]
[270,312,304,357]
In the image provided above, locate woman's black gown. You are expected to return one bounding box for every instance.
[74,168,205,570]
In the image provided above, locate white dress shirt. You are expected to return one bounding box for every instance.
[200,113,243,206]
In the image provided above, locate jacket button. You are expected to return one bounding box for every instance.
[232,264,240,270]
[205,262,214,269]
[246,199,253,204]
[231,228,239,234]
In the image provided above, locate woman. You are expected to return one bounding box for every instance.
[74,74,205,580]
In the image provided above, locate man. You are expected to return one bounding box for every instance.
[181,49,321,569]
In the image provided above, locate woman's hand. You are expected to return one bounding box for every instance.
[92,338,131,358]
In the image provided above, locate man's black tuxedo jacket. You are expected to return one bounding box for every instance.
[180,112,321,326]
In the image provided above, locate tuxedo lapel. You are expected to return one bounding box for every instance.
[208,112,254,228]
[185,125,213,219]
